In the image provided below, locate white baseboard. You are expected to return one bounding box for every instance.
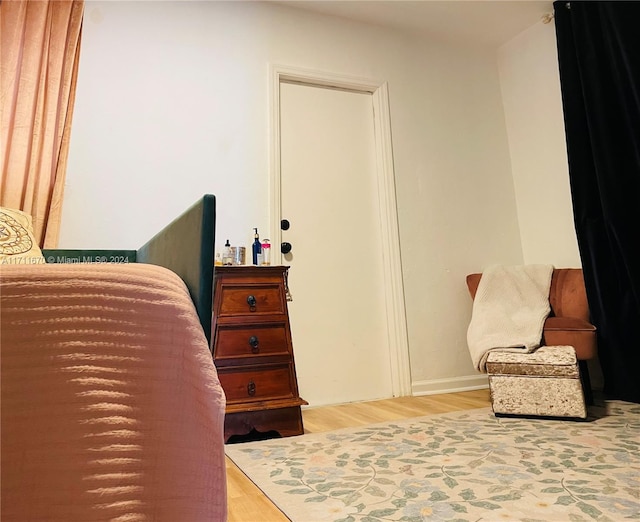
[411,375,489,396]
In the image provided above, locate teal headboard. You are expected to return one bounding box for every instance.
[137,195,216,342]
[43,195,216,343]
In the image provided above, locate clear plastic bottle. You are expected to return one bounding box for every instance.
[222,239,233,266]
[261,239,271,265]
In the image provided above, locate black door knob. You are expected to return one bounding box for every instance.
[248,335,259,353]
[281,242,292,254]
[281,219,290,231]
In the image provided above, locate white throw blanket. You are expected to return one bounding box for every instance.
[467,264,554,372]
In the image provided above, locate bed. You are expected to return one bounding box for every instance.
[1,195,227,521]
[42,194,217,343]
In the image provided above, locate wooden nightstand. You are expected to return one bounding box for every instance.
[211,266,307,442]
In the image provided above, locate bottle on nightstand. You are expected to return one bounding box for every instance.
[252,228,261,265]
[222,239,233,266]
[261,239,271,265]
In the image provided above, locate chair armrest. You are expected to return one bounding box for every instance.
[543,316,597,360]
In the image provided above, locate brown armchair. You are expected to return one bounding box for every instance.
[466,268,596,404]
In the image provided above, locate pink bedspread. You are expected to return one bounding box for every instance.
[1,263,227,521]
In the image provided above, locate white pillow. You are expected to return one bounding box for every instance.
[0,207,46,265]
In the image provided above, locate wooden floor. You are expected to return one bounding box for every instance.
[226,389,491,522]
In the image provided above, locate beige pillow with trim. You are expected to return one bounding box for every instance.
[0,207,46,265]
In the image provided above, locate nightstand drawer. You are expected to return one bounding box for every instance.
[219,366,294,403]
[218,284,285,316]
[214,324,289,360]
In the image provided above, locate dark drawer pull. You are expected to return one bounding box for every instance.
[247,380,256,396]
[247,295,257,311]
[248,335,260,353]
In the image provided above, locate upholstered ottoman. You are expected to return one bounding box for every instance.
[486,345,587,419]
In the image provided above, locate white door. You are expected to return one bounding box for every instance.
[280,81,393,407]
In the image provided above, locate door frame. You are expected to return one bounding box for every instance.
[269,64,411,397]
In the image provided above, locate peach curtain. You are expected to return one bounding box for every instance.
[1,0,84,248]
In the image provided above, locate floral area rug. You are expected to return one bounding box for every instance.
[225,402,640,522]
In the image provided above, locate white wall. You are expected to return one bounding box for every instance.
[62,1,526,397]
[498,20,581,268]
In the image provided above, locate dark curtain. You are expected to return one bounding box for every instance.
[554,1,640,403]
